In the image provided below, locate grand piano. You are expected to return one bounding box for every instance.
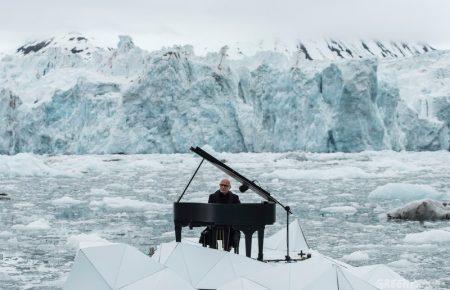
[174,147,291,261]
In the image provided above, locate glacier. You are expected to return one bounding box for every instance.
[0,32,449,154]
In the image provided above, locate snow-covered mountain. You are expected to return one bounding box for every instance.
[294,39,435,60]
[16,32,103,59]
[0,32,449,154]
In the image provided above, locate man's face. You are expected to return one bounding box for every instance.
[219,179,231,194]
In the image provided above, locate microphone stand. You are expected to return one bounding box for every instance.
[285,206,291,262]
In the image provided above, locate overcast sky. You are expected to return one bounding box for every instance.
[1,0,449,54]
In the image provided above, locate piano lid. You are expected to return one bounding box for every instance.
[190,146,290,212]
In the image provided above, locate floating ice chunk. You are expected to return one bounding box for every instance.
[404,229,450,244]
[128,158,164,170]
[368,183,448,202]
[263,166,371,180]
[89,196,170,212]
[0,231,13,238]
[13,202,34,208]
[368,158,424,175]
[388,259,415,269]
[88,188,109,195]
[0,154,70,177]
[342,250,370,262]
[387,199,450,220]
[51,196,85,207]
[274,152,308,162]
[322,206,357,215]
[67,233,112,250]
[12,219,50,230]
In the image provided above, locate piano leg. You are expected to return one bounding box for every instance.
[244,231,252,258]
[210,226,218,249]
[223,227,231,251]
[257,227,264,261]
[175,224,182,242]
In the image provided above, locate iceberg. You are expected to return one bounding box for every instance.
[387,199,450,220]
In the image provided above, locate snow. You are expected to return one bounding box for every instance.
[368,183,448,202]
[1,33,449,154]
[404,229,450,244]
[293,39,433,61]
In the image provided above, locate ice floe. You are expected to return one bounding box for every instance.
[11,219,50,230]
[342,250,370,262]
[322,206,358,215]
[263,166,371,180]
[51,196,85,207]
[368,183,448,202]
[66,233,112,250]
[89,196,170,212]
[0,153,71,177]
[404,229,450,244]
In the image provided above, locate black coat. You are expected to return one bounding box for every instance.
[208,190,240,204]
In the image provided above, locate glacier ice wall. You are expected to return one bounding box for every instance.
[0,34,449,154]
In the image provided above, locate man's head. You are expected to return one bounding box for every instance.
[219,179,231,194]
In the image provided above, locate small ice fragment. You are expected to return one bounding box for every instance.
[51,196,85,206]
[321,206,357,215]
[12,219,50,230]
[342,250,370,262]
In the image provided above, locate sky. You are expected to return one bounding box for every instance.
[1,0,449,55]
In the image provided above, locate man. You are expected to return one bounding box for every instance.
[208,178,240,204]
[200,179,241,252]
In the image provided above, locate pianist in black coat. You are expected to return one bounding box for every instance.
[208,188,240,204]
[200,179,241,251]
[208,178,240,204]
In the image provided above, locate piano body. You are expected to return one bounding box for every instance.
[174,202,275,260]
[173,147,288,261]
